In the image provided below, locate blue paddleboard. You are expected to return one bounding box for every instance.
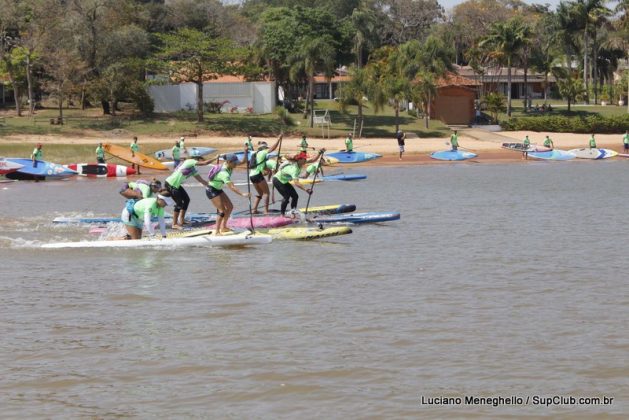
[154,147,216,160]
[325,151,381,163]
[528,150,576,161]
[430,150,477,161]
[312,211,400,224]
[53,212,214,224]
[321,173,367,181]
[5,158,77,180]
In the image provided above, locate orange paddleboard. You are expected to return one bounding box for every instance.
[103,143,167,170]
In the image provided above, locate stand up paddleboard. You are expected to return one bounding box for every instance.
[0,158,23,175]
[65,163,135,177]
[502,143,551,153]
[263,226,352,240]
[430,150,477,161]
[326,151,381,163]
[103,143,168,170]
[527,150,576,161]
[568,148,618,159]
[312,211,400,224]
[154,147,216,160]
[5,158,77,180]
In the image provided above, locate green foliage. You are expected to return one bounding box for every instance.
[483,92,506,123]
[274,106,295,126]
[501,114,629,133]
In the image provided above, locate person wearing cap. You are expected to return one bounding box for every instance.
[96,142,105,163]
[31,143,43,167]
[172,141,181,168]
[245,135,254,152]
[588,133,596,149]
[449,130,458,151]
[345,133,354,152]
[206,153,250,235]
[248,134,282,214]
[396,130,405,160]
[120,178,162,200]
[121,192,173,240]
[272,153,314,217]
[165,156,214,229]
[130,136,141,175]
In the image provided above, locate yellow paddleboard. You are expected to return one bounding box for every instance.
[103,143,168,170]
[266,226,352,240]
[292,178,322,185]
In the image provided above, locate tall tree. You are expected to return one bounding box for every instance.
[153,27,239,123]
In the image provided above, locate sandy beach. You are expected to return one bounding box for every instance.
[2,129,627,166]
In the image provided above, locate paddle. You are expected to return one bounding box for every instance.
[244,145,255,233]
[444,142,477,152]
[270,132,284,204]
[304,149,325,217]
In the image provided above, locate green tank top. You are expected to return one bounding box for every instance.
[274,162,301,184]
[208,165,232,190]
[133,198,164,219]
[165,159,198,188]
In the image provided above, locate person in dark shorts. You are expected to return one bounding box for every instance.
[164,156,213,229]
[623,131,629,152]
[248,134,282,214]
[396,130,405,160]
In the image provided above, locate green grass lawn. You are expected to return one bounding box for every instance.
[0,100,450,139]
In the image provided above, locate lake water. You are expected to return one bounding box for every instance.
[0,161,627,417]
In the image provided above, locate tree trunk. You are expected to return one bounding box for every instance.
[568,98,571,112]
[101,100,110,115]
[583,30,589,104]
[593,46,598,104]
[394,99,399,132]
[7,70,22,116]
[544,73,548,101]
[303,81,310,120]
[425,92,431,129]
[507,61,512,117]
[309,75,314,128]
[196,81,204,123]
[25,54,34,116]
[523,52,529,110]
[58,85,63,122]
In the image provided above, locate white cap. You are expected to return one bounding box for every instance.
[157,194,175,206]
[180,136,185,141]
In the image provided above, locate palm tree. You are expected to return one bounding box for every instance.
[558,73,586,111]
[479,18,529,117]
[350,5,378,68]
[411,71,437,129]
[338,65,370,137]
[288,35,336,128]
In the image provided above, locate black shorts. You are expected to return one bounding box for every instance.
[625,143,629,151]
[205,186,225,200]
[250,173,265,184]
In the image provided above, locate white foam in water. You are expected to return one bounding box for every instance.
[98,223,127,240]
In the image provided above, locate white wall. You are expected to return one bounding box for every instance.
[149,81,276,114]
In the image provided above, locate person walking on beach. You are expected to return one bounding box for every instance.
[179,136,186,152]
[31,143,43,167]
[450,130,459,151]
[165,156,214,229]
[589,134,597,149]
[396,130,405,160]
[623,131,629,153]
[130,136,141,175]
[345,132,354,152]
[96,142,105,163]
[300,134,309,152]
[205,153,251,236]
[543,135,554,150]
[172,141,181,169]
[522,135,531,160]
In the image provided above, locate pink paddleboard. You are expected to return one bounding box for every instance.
[228,215,295,229]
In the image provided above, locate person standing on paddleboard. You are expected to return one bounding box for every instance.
[172,141,181,169]
[96,143,105,164]
[450,130,459,151]
[623,131,629,152]
[248,134,282,214]
[396,130,405,160]
[31,143,43,167]
[345,133,354,152]
[121,193,173,240]
[523,135,531,160]
[273,153,314,217]
[206,153,250,236]
[165,156,213,229]
[589,134,597,149]
[543,135,554,150]
[130,136,141,175]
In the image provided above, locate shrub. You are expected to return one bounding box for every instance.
[501,114,629,133]
[275,106,294,126]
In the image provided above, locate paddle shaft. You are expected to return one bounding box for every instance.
[445,142,476,152]
[270,134,283,203]
[245,148,255,233]
[304,151,324,216]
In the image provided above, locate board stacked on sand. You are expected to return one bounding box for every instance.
[264,226,352,240]
[501,143,551,153]
[42,230,272,249]
[154,147,216,160]
[430,150,477,161]
[103,143,168,170]
[568,148,618,159]
[5,158,77,180]
[527,150,576,161]
[65,163,135,177]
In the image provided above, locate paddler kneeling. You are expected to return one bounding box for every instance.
[119,178,162,200]
[121,193,174,240]
[205,153,251,236]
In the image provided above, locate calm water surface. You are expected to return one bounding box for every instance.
[0,162,627,418]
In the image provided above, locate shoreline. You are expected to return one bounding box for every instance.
[1,131,628,167]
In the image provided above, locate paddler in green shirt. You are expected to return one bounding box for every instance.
[248,133,282,214]
[205,154,250,235]
[589,134,597,149]
[300,134,309,152]
[345,132,354,152]
[245,135,254,152]
[96,142,105,163]
[120,179,162,200]
[522,135,530,160]
[179,136,186,152]
[623,131,629,152]
[450,130,459,151]
[121,194,173,240]
[130,136,141,175]
[272,153,315,217]
[31,143,43,167]
[543,135,554,149]
[165,156,214,229]
[172,141,181,168]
